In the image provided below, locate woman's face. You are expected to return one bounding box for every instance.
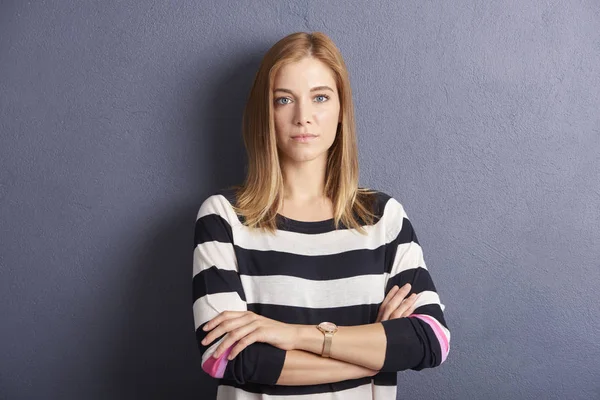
[272,57,341,165]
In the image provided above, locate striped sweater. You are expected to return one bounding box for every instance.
[192,188,450,399]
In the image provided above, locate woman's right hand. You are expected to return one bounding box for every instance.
[375,283,419,322]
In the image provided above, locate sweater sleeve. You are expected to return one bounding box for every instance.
[192,195,286,385]
[378,201,451,372]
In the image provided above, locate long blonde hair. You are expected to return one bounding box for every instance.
[228,31,378,235]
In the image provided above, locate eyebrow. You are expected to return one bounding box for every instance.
[273,86,335,95]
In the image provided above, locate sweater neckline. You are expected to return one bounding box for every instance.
[275,213,338,234]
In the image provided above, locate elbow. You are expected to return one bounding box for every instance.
[203,342,286,385]
[201,346,234,379]
[380,316,450,372]
[411,339,450,370]
[196,325,232,379]
[411,316,450,371]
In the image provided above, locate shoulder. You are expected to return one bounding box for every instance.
[196,187,239,225]
[364,189,416,243]
[362,188,408,220]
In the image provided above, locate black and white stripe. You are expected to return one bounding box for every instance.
[193,188,450,399]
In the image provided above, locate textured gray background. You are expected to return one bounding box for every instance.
[1,1,599,399]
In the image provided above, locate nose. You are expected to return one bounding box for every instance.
[293,98,312,126]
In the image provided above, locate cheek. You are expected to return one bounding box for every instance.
[314,109,336,122]
[314,105,340,127]
[273,114,287,137]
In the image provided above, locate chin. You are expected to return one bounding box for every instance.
[281,148,328,163]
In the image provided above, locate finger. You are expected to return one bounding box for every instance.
[377,283,410,322]
[390,293,418,319]
[400,283,412,296]
[376,285,400,322]
[399,293,418,317]
[202,313,255,347]
[228,330,261,360]
[378,284,408,319]
[390,293,417,319]
[202,316,242,347]
[381,284,412,321]
[204,313,255,347]
[382,285,400,307]
[404,293,420,316]
[213,320,260,359]
[203,311,247,332]
[393,305,416,319]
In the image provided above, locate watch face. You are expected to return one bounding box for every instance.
[319,322,337,332]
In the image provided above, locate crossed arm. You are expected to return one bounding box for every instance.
[274,284,419,385]
[198,284,420,386]
[277,348,378,386]
[193,198,450,386]
[277,321,388,385]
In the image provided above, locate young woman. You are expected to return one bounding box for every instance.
[192,31,450,399]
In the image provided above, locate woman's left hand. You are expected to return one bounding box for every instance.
[201,311,299,360]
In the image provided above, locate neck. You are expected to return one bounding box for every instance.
[280,155,328,203]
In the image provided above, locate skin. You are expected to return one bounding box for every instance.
[272,56,340,219]
[201,283,418,361]
[202,57,419,382]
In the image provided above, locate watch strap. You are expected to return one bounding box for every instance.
[322,332,333,357]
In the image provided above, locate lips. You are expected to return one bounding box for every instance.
[291,134,318,143]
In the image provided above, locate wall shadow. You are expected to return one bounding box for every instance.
[102,46,268,399]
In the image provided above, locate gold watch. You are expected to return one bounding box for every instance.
[316,321,338,358]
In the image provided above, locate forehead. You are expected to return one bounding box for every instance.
[273,57,336,89]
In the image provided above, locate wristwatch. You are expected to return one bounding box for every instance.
[316,321,338,358]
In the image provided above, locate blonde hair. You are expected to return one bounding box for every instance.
[228,31,378,235]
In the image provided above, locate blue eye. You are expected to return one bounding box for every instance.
[275,97,291,105]
[274,94,330,105]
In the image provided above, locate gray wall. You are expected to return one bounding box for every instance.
[1,1,599,399]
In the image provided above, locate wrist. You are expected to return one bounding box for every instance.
[296,324,326,354]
